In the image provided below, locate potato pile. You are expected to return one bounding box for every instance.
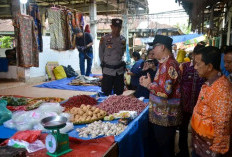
[68,104,107,124]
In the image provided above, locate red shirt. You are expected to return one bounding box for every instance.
[148,55,182,126]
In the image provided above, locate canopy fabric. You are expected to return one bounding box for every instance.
[138,33,204,44]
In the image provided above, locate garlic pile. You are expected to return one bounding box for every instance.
[76,120,127,138]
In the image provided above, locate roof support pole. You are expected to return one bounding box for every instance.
[89,0,98,66]
[226,7,232,45]
[20,1,27,15]
[122,4,130,62]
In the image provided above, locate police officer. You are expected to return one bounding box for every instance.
[99,18,126,96]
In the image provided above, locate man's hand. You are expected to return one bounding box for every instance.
[127,72,134,76]
[139,73,152,88]
[77,46,86,52]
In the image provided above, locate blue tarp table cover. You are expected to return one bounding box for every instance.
[0,99,149,157]
[69,105,149,157]
[34,76,101,93]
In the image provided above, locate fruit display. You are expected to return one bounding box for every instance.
[67,104,107,124]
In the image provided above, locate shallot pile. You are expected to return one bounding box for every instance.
[61,95,97,110]
[76,120,126,138]
[98,95,147,114]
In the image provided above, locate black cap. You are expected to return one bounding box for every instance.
[111,18,122,27]
[148,35,173,51]
[73,27,82,34]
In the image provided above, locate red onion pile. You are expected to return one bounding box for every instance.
[98,95,148,114]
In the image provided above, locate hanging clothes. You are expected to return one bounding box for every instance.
[15,14,39,67]
[78,13,85,30]
[29,4,43,52]
[84,24,90,33]
[48,7,68,51]
[67,10,75,49]
[74,12,80,28]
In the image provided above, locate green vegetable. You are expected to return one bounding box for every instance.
[1,96,28,106]
[26,100,43,110]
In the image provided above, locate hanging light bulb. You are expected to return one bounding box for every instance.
[20,0,28,4]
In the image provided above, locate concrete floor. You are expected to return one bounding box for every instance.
[0,81,95,99]
[0,69,101,99]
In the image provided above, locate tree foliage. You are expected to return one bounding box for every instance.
[0,36,13,48]
[174,22,191,34]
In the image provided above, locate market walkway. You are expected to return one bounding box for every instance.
[0,81,95,99]
[0,68,101,99]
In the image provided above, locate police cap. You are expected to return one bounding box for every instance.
[111,18,122,27]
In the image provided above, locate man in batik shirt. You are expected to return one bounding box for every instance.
[224,46,232,83]
[177,44,205,157]
[191,46,232,157]
[140,35,182,157]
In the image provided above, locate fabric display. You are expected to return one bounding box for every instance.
[48,7,68,50]
[67,10,74,49]
[29,4,43,52]
[48,7,85,51]
[78,13,85,29]
[14,14,39,68]
[69,75,101,86]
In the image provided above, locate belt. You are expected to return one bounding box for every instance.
[101,61,126,69]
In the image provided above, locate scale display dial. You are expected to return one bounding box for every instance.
[45,134,57,153]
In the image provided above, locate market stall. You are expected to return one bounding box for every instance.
[0,95,149,157]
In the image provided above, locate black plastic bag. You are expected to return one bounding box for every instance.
[62,65,78,78]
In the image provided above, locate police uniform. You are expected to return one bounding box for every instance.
[99,19,126,96]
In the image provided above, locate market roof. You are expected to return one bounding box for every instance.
[0,0,149,19]
[175,0,232,35]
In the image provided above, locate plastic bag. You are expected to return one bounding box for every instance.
[3,119,16,129]
[124,73,131,85]
[53,65,67,80]
[62,65,78,78]
[2,130,42,146]
[0,99,12,125]
[60,112,71,121]
[37,103,64,114]
[60,122,74,133]
[12,111,41,131]
[8,139,45,153]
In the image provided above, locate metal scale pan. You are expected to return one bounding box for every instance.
[41,116,67,130]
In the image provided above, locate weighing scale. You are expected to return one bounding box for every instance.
[41,116,72,157]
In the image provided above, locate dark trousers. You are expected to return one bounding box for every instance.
[101,73,124,96]
[79,51,93,76]
[178,111,192,157]
[192,151,200,157]
[148,123,176,157]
